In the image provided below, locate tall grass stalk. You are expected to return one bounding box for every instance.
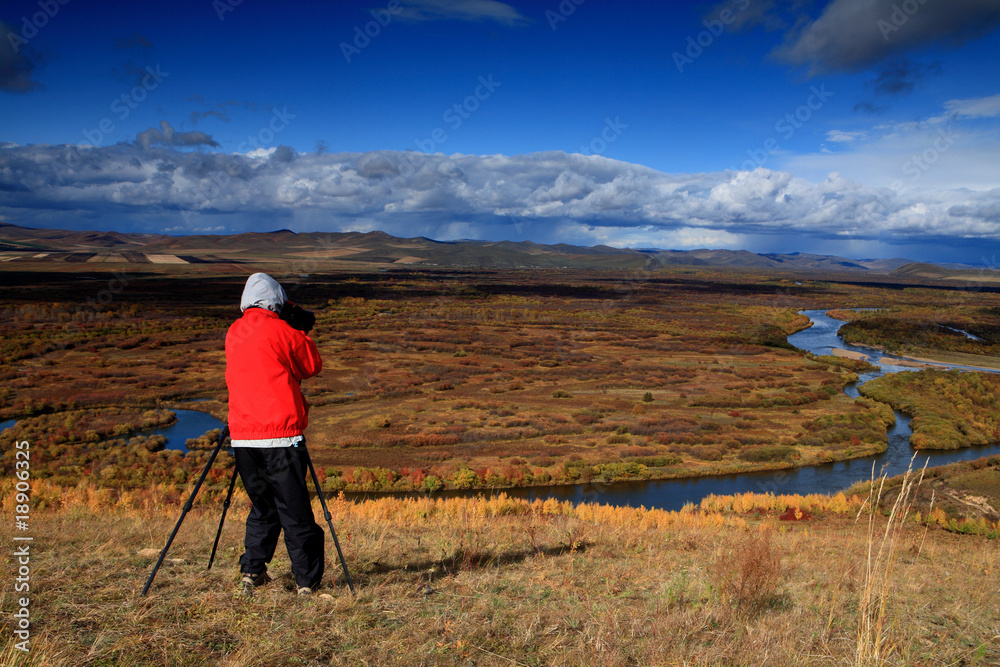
[855,455,927,667]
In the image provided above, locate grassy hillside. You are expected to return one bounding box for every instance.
[1,474,998,667]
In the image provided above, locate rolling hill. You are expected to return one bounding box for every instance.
[0,222,977,273]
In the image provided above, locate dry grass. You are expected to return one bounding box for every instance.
[1,481,998,667]
[854,458,926,666]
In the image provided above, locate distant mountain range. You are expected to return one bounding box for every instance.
[0,223,984,277]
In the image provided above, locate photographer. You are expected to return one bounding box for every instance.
[225,272,324,596]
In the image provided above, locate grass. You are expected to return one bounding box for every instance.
[854,458,927,666]
[1,480,999,666]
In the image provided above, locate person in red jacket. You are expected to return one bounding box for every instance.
[225,272,324,596]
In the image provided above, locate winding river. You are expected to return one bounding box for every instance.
[146,409,226,452]
[434,309,1000,511]
[135,310,1000,510]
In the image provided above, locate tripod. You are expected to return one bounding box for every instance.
[141,426,355,595]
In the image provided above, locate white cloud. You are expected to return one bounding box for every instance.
[944,93,1000,119]
[826,130,867,143]
[780,94,1000,192]
[2,143,999,251]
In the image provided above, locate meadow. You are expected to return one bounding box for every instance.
[4,267,1000,494]
[4,264,1000,666]
[1,465,998,666]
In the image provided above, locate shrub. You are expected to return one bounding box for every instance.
[420,475,444,493]
[710,530,783,617]
[451,467,482,489]
[552,389,573,398]
[738,445,798,463]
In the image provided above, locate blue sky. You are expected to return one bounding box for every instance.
[2,0,1000,264]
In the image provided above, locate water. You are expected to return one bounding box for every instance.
[0,419,17,437]
[143,409,226,452]
[417,309,1000,511]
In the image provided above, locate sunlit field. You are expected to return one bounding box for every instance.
[4,266,1000,495]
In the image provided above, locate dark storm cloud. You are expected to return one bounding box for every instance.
[774,0,1000,73]
[135,121,221,150]
[0,20,43,93]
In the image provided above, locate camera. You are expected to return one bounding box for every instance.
[279,301,316,333]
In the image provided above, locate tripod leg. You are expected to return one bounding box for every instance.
[141,425,229,596]
[304,451,355,594]
[207,465,239,570]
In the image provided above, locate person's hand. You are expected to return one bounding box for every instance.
[279,302,316,332]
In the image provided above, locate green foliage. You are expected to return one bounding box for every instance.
[420,475,444,493]
[860,370,1000,449]
[451,467,482,489]
[738,445,798,463]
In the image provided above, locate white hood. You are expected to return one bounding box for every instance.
[240,273,286,313]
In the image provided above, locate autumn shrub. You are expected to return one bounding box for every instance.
[451,467,483,489]
[630,454,682,467]
[710,529,783,617]
[738,445,798,463]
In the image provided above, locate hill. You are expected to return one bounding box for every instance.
[890,261,1000,283]
[0,223,956,272]
[2,471,997,666]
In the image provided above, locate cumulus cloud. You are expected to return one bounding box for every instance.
[2,140,1000,252]
[135,121,221,150]
[774,0,1000,73]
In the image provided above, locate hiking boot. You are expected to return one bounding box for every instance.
[238,570,272,597]
[296,586,313,596]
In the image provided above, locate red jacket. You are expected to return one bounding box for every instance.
[225,308,322,439]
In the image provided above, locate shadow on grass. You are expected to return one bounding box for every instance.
[341,541,592,588]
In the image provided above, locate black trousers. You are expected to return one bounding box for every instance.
[234,445,325,589]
